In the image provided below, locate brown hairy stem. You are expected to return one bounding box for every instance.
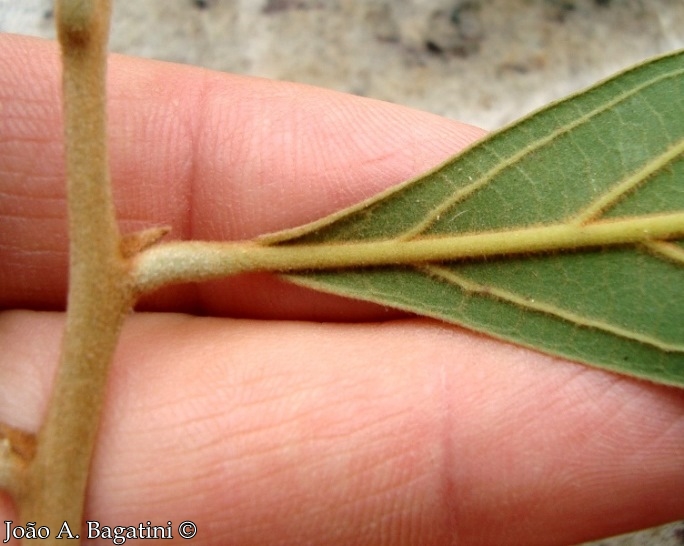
[16,1,133,540]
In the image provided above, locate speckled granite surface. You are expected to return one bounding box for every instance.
[0,1,682,544]
[3,0,684,129]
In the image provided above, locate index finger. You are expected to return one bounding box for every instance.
[0,34,485,318]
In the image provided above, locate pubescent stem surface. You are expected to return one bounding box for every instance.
[18,2,134,543]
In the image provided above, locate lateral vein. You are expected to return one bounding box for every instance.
[423,265,683,352]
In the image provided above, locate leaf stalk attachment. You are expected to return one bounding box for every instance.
[132,211,684,292]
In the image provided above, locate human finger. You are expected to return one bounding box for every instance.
[1,310,682,545]
[0,35,485,318]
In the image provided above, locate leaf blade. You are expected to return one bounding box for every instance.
[265,50,684,387]
[283,263,683,386]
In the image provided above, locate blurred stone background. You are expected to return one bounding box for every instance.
[1,1,683,544]
[2,0,684,129]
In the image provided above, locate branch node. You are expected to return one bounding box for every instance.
[0,423,36,462]
[0,423,36,496]
[120,226,171,259]
[56,0,111,52]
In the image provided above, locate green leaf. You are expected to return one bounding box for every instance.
[263,50,684,387]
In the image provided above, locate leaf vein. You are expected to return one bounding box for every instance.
[571,139,684,224]
[423,264,684,353]
[642,240,684,265]
[398,66,684,239]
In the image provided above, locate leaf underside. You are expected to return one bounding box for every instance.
[265,50,684,387]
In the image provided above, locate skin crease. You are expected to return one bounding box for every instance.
[0,34,682,545]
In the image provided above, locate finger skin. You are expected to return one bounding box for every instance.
[1,311,683,545]
[0,34,483,318]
